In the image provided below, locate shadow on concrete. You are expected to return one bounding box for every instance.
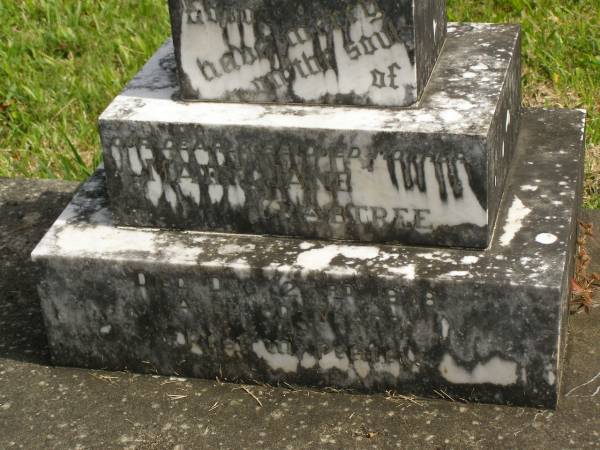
[0,179,77,364]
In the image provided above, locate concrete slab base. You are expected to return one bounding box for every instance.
[31,109,585,409]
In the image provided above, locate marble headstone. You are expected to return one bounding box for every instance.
[168,0,447,106]
[99,24,521,248]
[33,109,586,408]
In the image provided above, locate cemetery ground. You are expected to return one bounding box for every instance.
[0,0,599,207]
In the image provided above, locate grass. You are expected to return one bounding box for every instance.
[448,0,600,207]
[0,1,170,180]
[0,0,598,207]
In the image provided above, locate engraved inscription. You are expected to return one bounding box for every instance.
[109,128,487,235]
[177,0,417,106]
[128,269,434,380]
[371,63,402,89]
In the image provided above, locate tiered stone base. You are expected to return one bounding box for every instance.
[99,24,521,248]
[33,109,585,408]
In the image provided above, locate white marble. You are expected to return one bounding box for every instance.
[100,24,521,246]
[107,23,518,136]
[170,0,445,106]
[30,109,586,409]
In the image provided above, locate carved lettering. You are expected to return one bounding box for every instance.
[302,52,322,76]
[371,69,386,88]
[348,147,361,159]
[305,207,320,223]
[347,205,370,224]
[414,209,432,230]
[336,173,350,192]
[359,35,378,56]
[371,207,388,227]
[203,0,218,23]
[113,131,476,234]
[184,0,205,24]
[371,63,402,89]
[185,0,405,98]
[345,42,362,60]
[387,62,401,89]
[219,52,241,74]
[241,9,253,25]
[360,0,384,22]
[331,206,345,224]
[328,284,354,304]
[290,58,309,79]
[393,208,411,228]
[236,46,258,66]
[387,289,398,303]
[287,28,309,47]
[197,59,221,81]
[374,31,394,50]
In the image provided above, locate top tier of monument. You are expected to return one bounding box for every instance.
[168,0,447,107]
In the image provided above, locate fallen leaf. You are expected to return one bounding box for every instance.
[0,100,14,112]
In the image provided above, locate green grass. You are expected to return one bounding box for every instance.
[1,0,599,206]
[448,0,600,208]
[0,1,170,180]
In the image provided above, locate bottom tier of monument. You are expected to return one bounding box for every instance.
[32,109,585,409]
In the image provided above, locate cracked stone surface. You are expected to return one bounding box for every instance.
[31,109,585,409]
[100,23,521,248]
[167,0,447,107]
[0,180,598,449]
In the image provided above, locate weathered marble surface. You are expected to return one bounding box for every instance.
[168,0,447,106]
[33,109,585,408]
[100,24,521,248]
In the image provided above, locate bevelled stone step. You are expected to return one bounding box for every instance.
[33,109,585,408]
[167,0,447,107]
[99,24,521,249]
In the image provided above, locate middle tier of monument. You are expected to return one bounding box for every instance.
[100,24,521,249]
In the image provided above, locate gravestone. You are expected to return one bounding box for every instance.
[32,1,586,409]
[168,0,447,106]
[99,24,520,248]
